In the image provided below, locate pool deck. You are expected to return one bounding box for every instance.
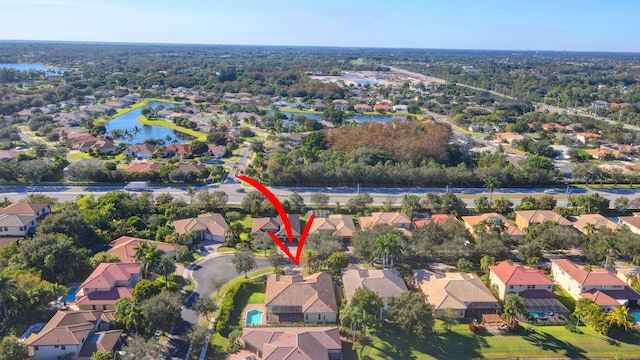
[242,304,266,326]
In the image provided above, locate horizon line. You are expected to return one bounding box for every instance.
[1,39,639,55]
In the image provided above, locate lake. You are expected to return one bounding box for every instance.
[0,63,65,75]
[105,102,191,144]
[267,111,409,123]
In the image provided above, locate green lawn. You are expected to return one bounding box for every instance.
[137,115,207,141]
[553,285,576,313]
[358,323,640,359]
[67,151,91,160]
[247,291,265,304]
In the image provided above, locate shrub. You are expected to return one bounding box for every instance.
[215,280,246,337]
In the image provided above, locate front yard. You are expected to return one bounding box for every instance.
[354,322,640,359]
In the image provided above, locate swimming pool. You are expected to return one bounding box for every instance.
[246,310,263,326]
[631,311,640,323]
[61,287,78,303]
[528,311,548,320]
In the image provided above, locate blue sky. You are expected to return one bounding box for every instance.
[0,0,638,52]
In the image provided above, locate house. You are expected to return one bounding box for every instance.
[23,310,120,360]
[541,123,566,131]
[514,210,572,231]
[354,103,372,112]
[342,269,407,313]
[373,103,392,112]
[107,236,179,263]
[0,149,20,162]
[308,214,356,241]
[123,143,156,159]
[550,259,640,310]
[163,143,190,157]
[172,213,229,243]
[576,132,602,143]
[0,202,50,218]
[70,135,115,153]
[242,327,341,360]
[494,132,525,144]
[64,158,105,180]
[617,216,640,234]
[252,215,302,242]
[413,270,500,319]
[572,214,618,234]
[585,147,627,160]
[0,214,38,236]
[176,162,207,173]
[122,162,162,173]
[461,213,525,240]
[413,214,458,228]
[359,212,412,237]
[332,99,348,111]
[265,272,338,324]
[489,262,554,300]
[207,144,227,159]
[393,104,408,112]
[75,263,141,310]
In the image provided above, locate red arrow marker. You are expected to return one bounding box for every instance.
[237,176,314,265]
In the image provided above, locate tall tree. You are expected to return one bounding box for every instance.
[387,291,435,338]
[502,294,529,325]
[232,249,256,278]
[194,297,217,320]
[156,255,176,288]
[139,291,183,333]
[0,273,16,321]
[119,335,165,360]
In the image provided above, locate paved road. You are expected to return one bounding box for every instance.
[191,253,271,299]
[1,183,639,208]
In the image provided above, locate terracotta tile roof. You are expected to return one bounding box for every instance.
[580,290,622,307]
[78,263,140,290]
[342,269,407,304]
[265,273,338,314]
[172,213,228,237]
[177,162,207,172]
[164,143,190,154]
[618,216,640,230]
[0,202,48,216]
[414,270,499,311]
[414,214,458,227]
[242,327,341,360]
[309,214,355,238]
[489,262,553,286]
[551,259,625,287]
[123,162,162,173]
[515,210,572,227]
[24,310,108,346]
[572,214,618,234]
[207,144,227,156]
[462,213,525,238]
[107,236,179,263]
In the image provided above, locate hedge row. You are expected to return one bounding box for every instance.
[215,279,249,337]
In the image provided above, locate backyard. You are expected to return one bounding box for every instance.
[351,322,640,359]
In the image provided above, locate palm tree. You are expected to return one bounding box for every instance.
[373,233,403,269]
[0,273,16,321]
[186,186,195,205]
[156,256,176,289]
[607,306,634,332]
[133,242,164,279]
[601,237,620,269]
[484,177,499,205]
[44,254,56,282]
[132,125,142,140]
[502,294,528,327]
[123,302,143,333]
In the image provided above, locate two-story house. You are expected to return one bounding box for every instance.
[551,259,640,310]
[24,310,121,360]
[489,262,554,300]
[265,272,337,324]
[359,212,412,237]
[75,263,141,310]
[0,202,50,219]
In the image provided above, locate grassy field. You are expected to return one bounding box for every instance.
[137,115,207,141]
[247,291,265,304]
[212,267,274,302]
[357,323,640,359]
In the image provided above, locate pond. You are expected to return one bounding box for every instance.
[105,101,191,144]
[0,63,66,75]
[267,111,410,123]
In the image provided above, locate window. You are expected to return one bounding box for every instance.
[318,314,321,320]
[34,346,39,351]
[103,305,107,310]
[509,285,514,290]
[55,345,59,348]
[61,346,66,350]
[19,227,23,231]
[3,227,6,231]
[305,314,308,320]
[92,305,96,310]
